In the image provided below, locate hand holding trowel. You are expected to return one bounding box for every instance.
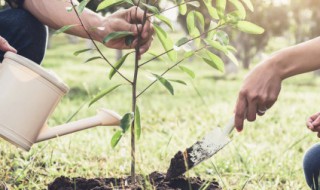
[166,115,235,179]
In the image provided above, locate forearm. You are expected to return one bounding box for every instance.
[271,37,320,80]
[23,0,104,42]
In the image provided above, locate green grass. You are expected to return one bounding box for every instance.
[1,34,319,190]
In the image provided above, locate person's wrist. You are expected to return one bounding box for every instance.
[88,16,108,43]
[267,51,289,81]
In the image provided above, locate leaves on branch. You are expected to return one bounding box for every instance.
[54,24,78,35]
[155,15,174,31]
[111,130,123,148]
[84,56,102,63]
[141,2,159,14]
[179,66,195,79]
[89,84,122,107]
[73,48,94,56]
[120,112,134,133]
[77,0,90,13]
[202,50,225,72]
[152,73,174,95]
[103,31,134,44]
[109,52,133,79]
[97,0,133,11]
[236,21,264,34]
[153,24,177,61]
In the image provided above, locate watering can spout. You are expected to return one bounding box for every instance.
[36,109,121,143]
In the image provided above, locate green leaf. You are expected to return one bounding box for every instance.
[202,50,225,72]
[194,11,205,32]
[186,11,204,33]
[141,2,159,14]
[74,48,94,56]
[120,113,134,133]
[204,39,228,53]
[109,52,132,79]
[84,56,102,63]
[111,130,123,148]
[226,45,237,52]
[190,27,201,46]
[184,51,195,59]
[204,1,219,19]
[66,102,87,123]
[175,37,189,47]
[54,25,78,34]
[229,0,246,19]
[89,84,122,107]
[241,0,254,12]
[153,24,177,61]
[169,79,187,85]
[155,15,174,31]
[176,0,187,15]
[103,31,134,44]
[207,21,218,40]
[187,1,200,7]
[77,0,90,13]
[147,51,165,61]
[179,66,195,79]
[135,106,141,140]
[186,11,195,34]
[226,11,242,24]
[216,0,227,18]
[152,73,174,95]
[226,51,239,66]
[97,0,133,11]
[215,30,229,45]
[236,21,264,34]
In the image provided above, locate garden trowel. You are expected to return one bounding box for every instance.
[166,115,235,179]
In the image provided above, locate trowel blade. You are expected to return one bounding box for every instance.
[166,127,231,179]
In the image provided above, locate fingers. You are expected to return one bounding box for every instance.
[234,91,247,132]
[128,6,145,23]
[139,36,153,55]
[246,98,257,122]
[0,36,17,53]
[306,112,320,131]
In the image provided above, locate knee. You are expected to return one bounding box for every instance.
[303,143,320,190]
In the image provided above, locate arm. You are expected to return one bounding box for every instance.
[24,0,104,42]
[234,37,320,131]
[23,0,153,53]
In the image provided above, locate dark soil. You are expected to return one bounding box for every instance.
[166,147,195,179]
[48,171,221,190]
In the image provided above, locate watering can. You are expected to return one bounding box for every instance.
[0,52,121,151]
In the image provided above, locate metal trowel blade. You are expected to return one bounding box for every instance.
[166,117,234,179]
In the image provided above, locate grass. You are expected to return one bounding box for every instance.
[1,34,319,190]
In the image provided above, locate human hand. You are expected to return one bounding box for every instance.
[98,6,154,55]
[306,112,320,137]
[0,36,17,53]
[234,58,282,132]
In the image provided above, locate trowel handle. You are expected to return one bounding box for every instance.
[222,115,235,135]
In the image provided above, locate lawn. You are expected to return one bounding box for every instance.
[1,34,319,190]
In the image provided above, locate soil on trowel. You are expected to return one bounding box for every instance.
[48,171,221,190]
[166,147,195,179]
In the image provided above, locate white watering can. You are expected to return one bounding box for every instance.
[0,52,121,151]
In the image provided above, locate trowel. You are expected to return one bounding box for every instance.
[166,115,235,179]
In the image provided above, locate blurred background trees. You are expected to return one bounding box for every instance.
[1,0,320,70]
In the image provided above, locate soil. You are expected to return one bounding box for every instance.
[166,147,195,179]
[48,171,221,190]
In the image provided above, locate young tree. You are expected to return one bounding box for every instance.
[63,0,264,181]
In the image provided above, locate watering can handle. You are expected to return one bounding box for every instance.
[223,115,235,135]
